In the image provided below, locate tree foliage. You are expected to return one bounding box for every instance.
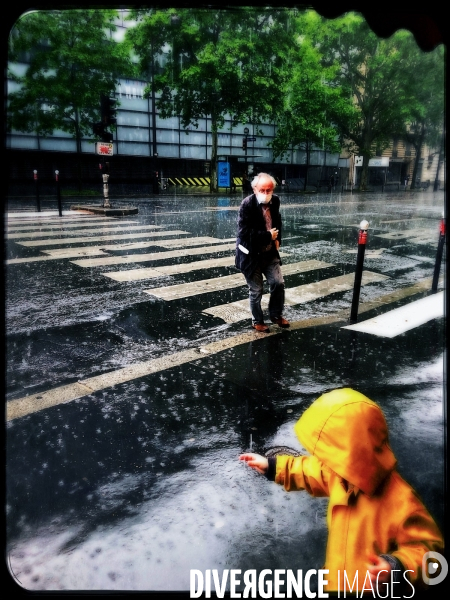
[127,7,292,191]
[314,12,429,189]
[400,44,445,188]
[270,11,356,188]
[7,9,134,154]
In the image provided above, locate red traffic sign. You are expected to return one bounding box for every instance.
[96,142,113,156]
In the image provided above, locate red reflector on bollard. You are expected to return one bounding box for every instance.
[358,230,368,244]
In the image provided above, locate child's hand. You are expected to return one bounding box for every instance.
[366,553,392,584]
[239,453,269,475]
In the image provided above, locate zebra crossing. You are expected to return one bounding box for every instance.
[5,212,440,331]
[5,211,444,420]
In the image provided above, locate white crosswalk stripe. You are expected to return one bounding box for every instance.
[7,224,163,240]
[6,218,137,232]
[101,251,286,281]
[374,227,436,241]
[6,252,108,265]
[203,271,389,323]
[6,214,117,225]
[16,230,190,247]
[143,260,333,301]
[151,236,236,249]
[70,243,236,268]
[102,256,236,281]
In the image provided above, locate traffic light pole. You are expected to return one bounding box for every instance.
[243,127,249,175]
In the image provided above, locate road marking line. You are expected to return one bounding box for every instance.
[6,214,115,224]
[204,271,388,323]
[6,219,137,232]
[374,228,436,240]
[7,224,163,240]
[6,278,434,422]
[204,201,360,211]
[154,236,236,249]
[70,243,237,268]
[6,251,109,265]
[37,239,235,259]
[16,230,190,247]
[380,218,426,224]
[284,271,389,304]
[341,291,444,337]
[42,248,113,258]
[344,249,387,257]
[404,235,438,245]
[102,252,290,281]
[20,235,234,251]
[143,260,333,301]
[102,256,235,281]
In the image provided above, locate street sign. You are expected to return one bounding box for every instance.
[96,142,113,156]
[246,137,256,141]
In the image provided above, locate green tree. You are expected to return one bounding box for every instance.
[317,12,421,190]
[270,11,356,190]
[127,7,291,192]
[400,44,444,189]
[7,9,134,188]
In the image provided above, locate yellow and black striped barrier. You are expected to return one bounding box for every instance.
[167,177,243,187]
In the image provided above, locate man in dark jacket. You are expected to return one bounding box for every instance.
[235,172,290,333]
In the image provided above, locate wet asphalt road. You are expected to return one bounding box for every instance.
[4,189,446,592]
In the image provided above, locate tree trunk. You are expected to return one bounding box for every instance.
[303,141,310,191]
[360,155,369,191]
[433,133,444,192]
[210,125,218,193]
[410,128,425,190]
[75,111,83,192]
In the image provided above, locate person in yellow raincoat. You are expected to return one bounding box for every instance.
[239,388,444,594]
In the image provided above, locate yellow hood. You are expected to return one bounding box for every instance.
[294,388,397,496]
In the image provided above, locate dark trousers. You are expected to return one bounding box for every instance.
[244,256,285,324]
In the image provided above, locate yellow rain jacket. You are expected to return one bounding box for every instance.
[274,388,443,592]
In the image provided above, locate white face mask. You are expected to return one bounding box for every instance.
[255,191,273,204]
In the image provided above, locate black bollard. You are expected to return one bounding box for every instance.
[431,215,445,292]
[55,170,62,217]
[33,170,41,212]
[349,220,369,324]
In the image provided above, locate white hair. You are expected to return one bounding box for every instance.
[251,172,277,190]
